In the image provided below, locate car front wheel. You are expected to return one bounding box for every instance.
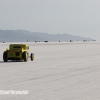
[30,53,34,61]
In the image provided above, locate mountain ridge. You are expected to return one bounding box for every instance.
[0,30,94,42]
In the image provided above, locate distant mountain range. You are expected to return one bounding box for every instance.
[0,30,95,42]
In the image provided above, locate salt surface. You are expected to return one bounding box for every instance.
[0,42,100,100]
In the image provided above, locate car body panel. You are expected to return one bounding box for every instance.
[6,44,29,60]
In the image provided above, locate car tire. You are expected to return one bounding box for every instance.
[23,51,27,62]
[30,53,34,61]
[3,51,7,62]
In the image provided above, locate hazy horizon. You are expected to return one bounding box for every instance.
[0,0,100,40]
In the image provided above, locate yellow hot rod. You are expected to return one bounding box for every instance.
[3,44,34,62]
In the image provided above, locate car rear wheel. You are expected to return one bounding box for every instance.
[30,53,34,61]
[23,51,27,62]
[3,51,7,62]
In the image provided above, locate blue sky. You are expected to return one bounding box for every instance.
[0,0,100,40]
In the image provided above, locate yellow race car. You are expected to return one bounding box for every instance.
[3,44,34,62]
